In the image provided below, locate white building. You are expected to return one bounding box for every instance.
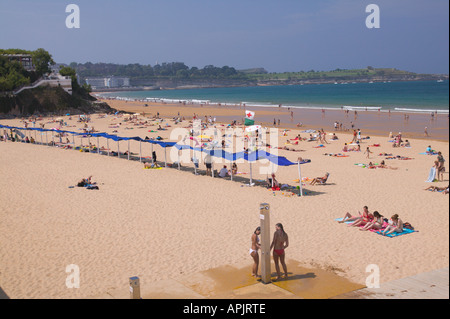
[85,76,130,89]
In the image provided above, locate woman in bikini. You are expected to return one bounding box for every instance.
[270,223,289,280]
[348,207,374,227]
[360,211,384,231]
[382,214,404,236]
[250,227,261,278]
[339,206,372,225]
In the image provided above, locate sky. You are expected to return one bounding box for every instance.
[0,0,448,74]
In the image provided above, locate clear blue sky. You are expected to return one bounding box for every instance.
[1,0,448,74]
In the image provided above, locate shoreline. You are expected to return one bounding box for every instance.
[96,97,450,142]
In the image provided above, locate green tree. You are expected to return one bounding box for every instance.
[32,48,55,76]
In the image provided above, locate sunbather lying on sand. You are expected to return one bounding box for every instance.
[424,185,449,192]
[338,206,373,224]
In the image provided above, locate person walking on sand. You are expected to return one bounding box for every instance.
[364,147,372,159]
[270,223,289,280]
[250,227,261,278]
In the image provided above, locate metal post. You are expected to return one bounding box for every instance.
[129,276,141,299]
[164,147,167,168]
[260,203,271,284]
[298,161,303,197]
[128,140,130,161]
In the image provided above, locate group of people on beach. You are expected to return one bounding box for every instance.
[338,206,406,236]
[250,223,289,281]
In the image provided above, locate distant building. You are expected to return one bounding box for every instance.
[85,76,130,89]
[108,76,130,88]
[2,54,35,71]
[85,78,108,89]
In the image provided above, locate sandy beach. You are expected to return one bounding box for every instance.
[0,102,448,299]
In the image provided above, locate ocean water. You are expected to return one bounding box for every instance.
[100,80,449,114]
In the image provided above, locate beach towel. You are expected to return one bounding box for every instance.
[425,167,437,182]
[335,218,416,237]
[419,152,438,155]
[374,228,416,238]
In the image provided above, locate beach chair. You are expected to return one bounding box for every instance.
[317,173,330,185]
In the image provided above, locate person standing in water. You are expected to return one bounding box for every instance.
[250,227,261,278]
[270,223,289,280]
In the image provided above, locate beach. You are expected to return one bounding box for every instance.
[0,103,448,299]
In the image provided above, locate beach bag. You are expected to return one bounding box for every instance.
[403,222,414,230]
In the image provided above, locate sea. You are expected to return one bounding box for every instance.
[99,80,449,114]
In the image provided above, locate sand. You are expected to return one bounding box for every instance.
[0,104,448,299]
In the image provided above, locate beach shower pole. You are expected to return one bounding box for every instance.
[260,203,271,284]
[139,141,142,163]
[45,131,48,146]
[118,140,120,159]
[107,138,110,156]
[97,136,100,154]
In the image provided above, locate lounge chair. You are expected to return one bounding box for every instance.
[310,173,330,185]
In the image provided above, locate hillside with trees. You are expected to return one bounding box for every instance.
[0,48,113,116]
[71,61,447,89]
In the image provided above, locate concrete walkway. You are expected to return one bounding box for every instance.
[94,263,448,300]
[332,267,449,299]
